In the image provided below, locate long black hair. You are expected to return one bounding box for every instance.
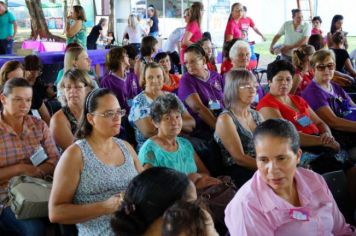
[330,14,343,34]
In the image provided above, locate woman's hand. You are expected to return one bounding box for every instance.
[103,194,124,214]
[322,139,340,152]
[320,132,335,145]
[17,163,43,178]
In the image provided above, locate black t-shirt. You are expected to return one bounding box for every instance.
[149,16,159,33]
[31,79,47,110]
[331,48,350,73]
[87,24,103,44]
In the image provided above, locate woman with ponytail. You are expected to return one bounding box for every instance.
[49,88,142,236]
[224,2,243,42]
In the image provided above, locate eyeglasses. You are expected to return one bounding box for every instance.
[92,109,126,119]
[239,84,258,90]
[63,85,86,91]
[315,63,335,71]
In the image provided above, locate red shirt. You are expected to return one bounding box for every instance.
[207,62,217,72]
[180,20,202,63]
[238,17,255,32]
[162,74,180,92]
[256,93,319,135]
[294,69,314,95]
[224,18,242,41]
[220,59,233,75]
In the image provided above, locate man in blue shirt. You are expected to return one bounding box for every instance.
[0,1,17,55]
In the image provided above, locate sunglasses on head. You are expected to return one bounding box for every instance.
[315,63,335,71]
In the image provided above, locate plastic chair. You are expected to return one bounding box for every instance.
[252,53,267,84]
[322,170,355,224]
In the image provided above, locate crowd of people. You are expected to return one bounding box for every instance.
[1,1,356,235]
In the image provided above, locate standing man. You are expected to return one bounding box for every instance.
[270,9,310,62]
[0,1,17,55]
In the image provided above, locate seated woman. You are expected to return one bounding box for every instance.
[134,36,158,80]
[138,93,221,189]
[50,69,95,151]
[129,62,195,151]
[291,44,315,95]
[100,47,141,112]
[302,49,356,152]
[257,59,351,173]
[228,40,264,100]
[49,88,142,235]
[215,69,263,188]
[154,52,180,93]
[55,47,98,88]
[225,119,355,236]
[178,44,224,138]
[330,32,356,81]
[0,60,24,90]
[197,37,217,72]
[23,55,51,124]
[0,78,59,236]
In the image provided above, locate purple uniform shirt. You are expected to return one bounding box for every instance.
[301,81,356,121]
[100,71,141,112]
[178,70,224,131]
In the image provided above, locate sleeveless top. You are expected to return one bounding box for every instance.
[61,106,78,134]
[67,19,87,49]
[73,138,138,236]
[214,109,263,167]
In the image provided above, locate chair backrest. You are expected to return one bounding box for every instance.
[322,170,354,223]
[254,52,260,67]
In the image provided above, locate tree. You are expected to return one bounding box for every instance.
[25,0,65,41]
[108,0,114,32]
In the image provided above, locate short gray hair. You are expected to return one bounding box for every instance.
[150,93,184,123]
[229,40,251,60]
[224,69,256,109]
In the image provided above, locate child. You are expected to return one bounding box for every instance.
[311,16,323,35]
[162,201,218,236]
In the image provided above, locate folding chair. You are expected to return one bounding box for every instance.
[252,53,267,84]
[322,170,355,224]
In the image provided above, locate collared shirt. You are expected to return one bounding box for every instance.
[0,114,59,198]
[225,168,355,236]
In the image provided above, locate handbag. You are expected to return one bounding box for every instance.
[8,175,52,220]
[197,176,237,228]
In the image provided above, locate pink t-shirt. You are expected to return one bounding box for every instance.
[225,168,355,236]
[180,20,202,63]
[238,17,255,32]
[224,18,242,41]
[311,27,323,36]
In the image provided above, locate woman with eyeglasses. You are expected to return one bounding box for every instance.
[178,45,224,139]
[291,44,315,95]
[257,59,354,175]
[129,62,195,151]
[302,49,356,152]
[214,69,263,188]
[49,88,143,236]
[180,2,204,64]
[50,69,95,151]
[224,3,243,42]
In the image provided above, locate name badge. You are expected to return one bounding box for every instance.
[295,114,312,127]
[289,209,310,221]
[31,109,41,119]
[30,147,48,166]
[209,100,221,110]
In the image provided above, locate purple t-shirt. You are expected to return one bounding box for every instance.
[100,71,141,111]
[178,70,224,129]
[301,80,356,121]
